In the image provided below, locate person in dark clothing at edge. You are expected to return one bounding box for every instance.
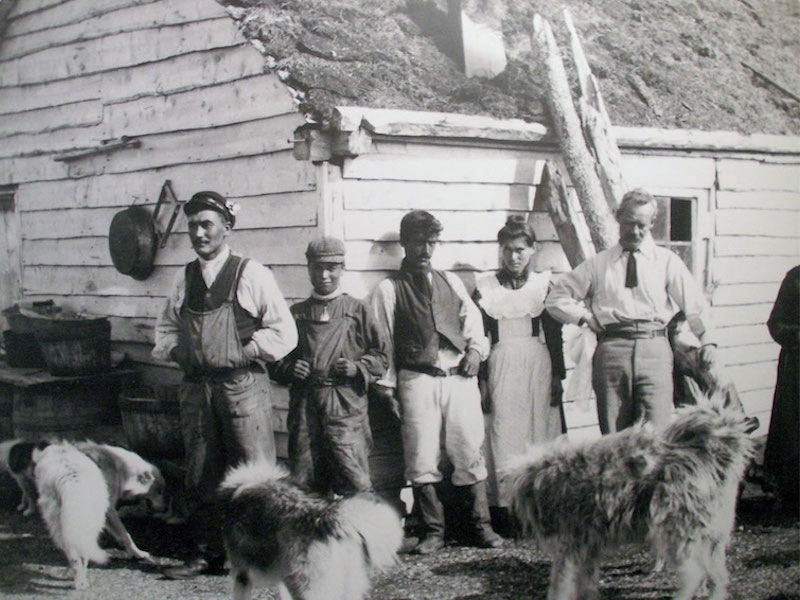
[370,210,503,554]
[272,236,389,497]
[152,191,297,579]
[763,265,800,512]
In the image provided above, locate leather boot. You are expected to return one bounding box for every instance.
[464,481,503,549]
[412,483,445,555]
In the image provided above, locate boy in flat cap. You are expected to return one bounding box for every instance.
[272,236,388,496]
[370,210,502,554]
[153,191,297,578]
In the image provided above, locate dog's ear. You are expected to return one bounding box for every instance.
[138,470,155,485]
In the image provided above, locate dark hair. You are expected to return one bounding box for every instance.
[400,210,443,243]
[497,215,535,246]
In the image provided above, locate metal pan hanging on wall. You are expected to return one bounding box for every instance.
[108,180,181,281]
[108,205,158,280]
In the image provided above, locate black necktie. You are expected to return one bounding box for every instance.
[625,250,638,288]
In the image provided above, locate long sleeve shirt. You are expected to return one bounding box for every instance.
[369,270,490,388]
[152,245,298,363]
[545,236,715,343]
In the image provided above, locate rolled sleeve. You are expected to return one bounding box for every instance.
[665,254,714,344]
[239,261,298,363]
[152,269,185,362]
[445,272,489,361]
[545,266,595,326]
[368,279,398,388]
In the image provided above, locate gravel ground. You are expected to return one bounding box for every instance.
[0,475,797,600]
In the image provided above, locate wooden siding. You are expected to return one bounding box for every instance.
[0,0,316,369]
[710,158,800,433]
[334,139,800,439]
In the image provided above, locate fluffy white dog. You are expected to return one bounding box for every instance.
[34,441,165,589]
[509,406,755,600]
[219,461,403,600]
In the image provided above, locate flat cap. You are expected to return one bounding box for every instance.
[305,236,346,263]
[184,191,237,227]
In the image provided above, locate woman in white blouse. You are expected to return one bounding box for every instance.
[473,215,566,535]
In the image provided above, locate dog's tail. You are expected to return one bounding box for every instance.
[59,491,109,565]
[45,445,110,566]
[337,494,403,571]
[219,460,290,497]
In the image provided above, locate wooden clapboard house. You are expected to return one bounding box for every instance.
[0,0,798,445]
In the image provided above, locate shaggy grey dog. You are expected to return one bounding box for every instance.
[509,406,755,600]
[219,461,403,600]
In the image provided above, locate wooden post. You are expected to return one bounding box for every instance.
[534,161,593,269]
[532,14,617,251]
[564,8,628,213]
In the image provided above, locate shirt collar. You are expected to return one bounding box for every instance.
[497,268,529,290]
[613,235,657,260]
[198,245,231,269]
[311,287,343,301]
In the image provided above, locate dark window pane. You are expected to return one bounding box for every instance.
[671,198,692,242]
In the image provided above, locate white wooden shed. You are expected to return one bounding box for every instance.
[0,0,798,440]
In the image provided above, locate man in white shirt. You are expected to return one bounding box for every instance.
[546,189,716,434]
[370,210,502,554]
[152,191,297,578]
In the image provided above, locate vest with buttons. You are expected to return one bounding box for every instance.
[391,270,467,369]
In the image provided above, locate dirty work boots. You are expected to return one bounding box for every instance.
[412,483,445,555]
[462,481,503,549]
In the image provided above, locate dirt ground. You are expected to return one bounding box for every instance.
[0,471,797,600]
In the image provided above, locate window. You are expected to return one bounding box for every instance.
[652,196,695,269]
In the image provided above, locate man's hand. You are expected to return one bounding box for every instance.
[332,358,358,380]
[292,359,311,381]
[458,348,481,377]
[580,314,603,334]
[371,383,402,421]
[698,344,717,371]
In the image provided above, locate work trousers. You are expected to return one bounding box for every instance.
[179,369,275,558]
[398,369,487,486]
[592,336,673,434]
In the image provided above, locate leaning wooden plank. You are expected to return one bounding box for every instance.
[532,14,617,251]
[533,161,592,268]
[741,61,800,103]
[563,8,627,212]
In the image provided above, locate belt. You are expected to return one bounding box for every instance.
[303,375,353,388]
[599,328,667,340]
[185,364,261,383]
[401,365,461,377]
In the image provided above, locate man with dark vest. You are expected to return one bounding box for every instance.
[370,210,502,554]
[152,191,297,578]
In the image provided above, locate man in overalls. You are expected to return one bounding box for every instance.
[152,191,297,578]
[272,237,388,497]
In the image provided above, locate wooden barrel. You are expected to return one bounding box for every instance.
[29,315,111,376]
[119,384,184,460]
[13,381,108,439]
